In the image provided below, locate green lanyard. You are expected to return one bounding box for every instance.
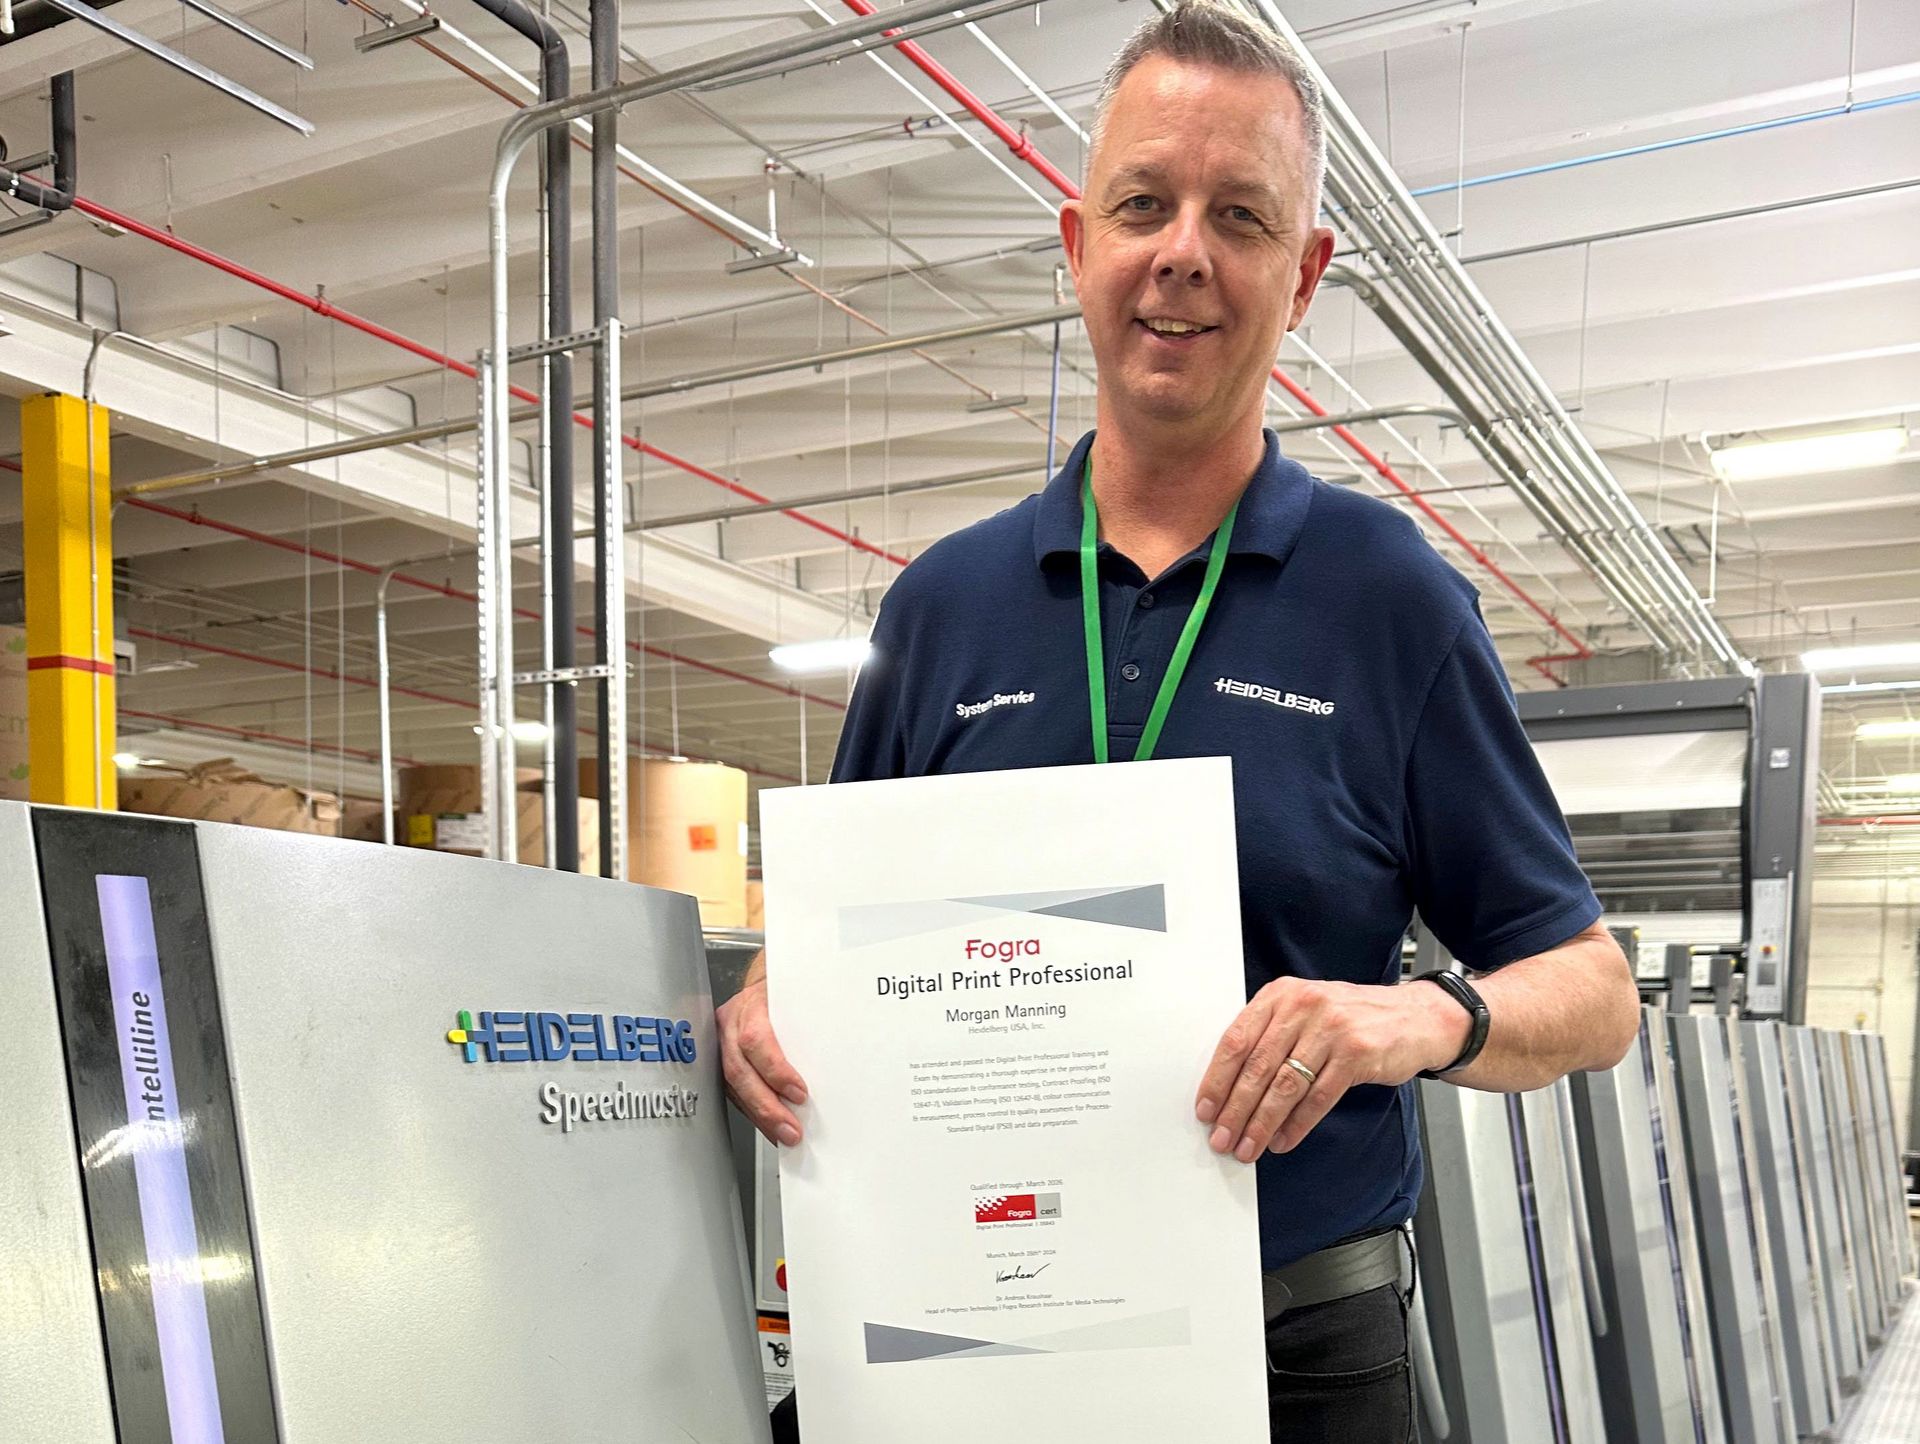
[1080,457,1239,764]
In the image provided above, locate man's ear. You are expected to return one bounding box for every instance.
[1287,226,1336,332]
[1059,200,1086,296]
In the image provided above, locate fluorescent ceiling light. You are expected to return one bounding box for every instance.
[1856,719,1920,740]
[471,720,551,742]
[769,637,871,674]
[1709,426,1907,482]
[112,752,166,770]
[1824,678,1920,696]
[1802,641,1920,674]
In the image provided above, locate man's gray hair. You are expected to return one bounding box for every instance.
[1088,0,1327,219]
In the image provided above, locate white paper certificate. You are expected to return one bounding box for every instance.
[761,758,1266,1443]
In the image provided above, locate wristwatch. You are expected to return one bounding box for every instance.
[1412,969,1490,1079]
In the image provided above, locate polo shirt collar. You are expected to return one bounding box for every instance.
[1032,428,1315,569]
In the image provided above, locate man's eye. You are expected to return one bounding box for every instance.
[1228,206,1260,224]
[1124,195,1158,212]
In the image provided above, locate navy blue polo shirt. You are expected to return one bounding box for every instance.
[830,428,1600,1271]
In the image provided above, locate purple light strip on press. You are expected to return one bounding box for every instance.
[98,874,228,1444]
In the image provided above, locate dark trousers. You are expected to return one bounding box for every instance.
[1264,1281,1413,1442]
[769,1280,1413,1443]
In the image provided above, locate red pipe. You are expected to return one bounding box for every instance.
[841,0,1082,199]
[128,626,472,709]
[121,497,848,712]
[840,12,1590,660]
[1264,368,1591,660]
[124,631,805,783]
[1820,816,1920,826]
[121,707,422,769]
[68,194,906,567]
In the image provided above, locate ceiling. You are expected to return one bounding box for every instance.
[0,0,1913,830]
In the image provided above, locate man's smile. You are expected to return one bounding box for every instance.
[1135,315,1220,345]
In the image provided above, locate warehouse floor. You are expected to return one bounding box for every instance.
[1837,1266,1920,1442]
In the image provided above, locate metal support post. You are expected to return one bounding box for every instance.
[474,351,503,859]
[376,566,400,845]
[491,347,520,863]
[478,0,1057,875]
[536,233,559,867]
[597,319,626,882]
[21,391,114,809]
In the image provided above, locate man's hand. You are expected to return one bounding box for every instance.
[716,964,809,1146]
[1194,977,1469,1162]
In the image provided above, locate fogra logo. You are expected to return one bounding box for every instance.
[447,1009,696,1064]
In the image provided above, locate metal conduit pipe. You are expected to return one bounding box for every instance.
[452,0,582,869]
[0,71,75,214]
[67,193,896,565]
[1310,110,1738,667]
[1283,30,1738,668]
[1301,78,1698,656]
[476,0,1052,844]
[482,0,1060,847]
[1325,255,1672,654]
[631,403,1468,534]
[121,495,849,714]
[120,303,1089,500]
[812,0,1601,664]
[837,0,1080,198]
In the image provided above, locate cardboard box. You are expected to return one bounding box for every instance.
[118,759,344,836]
[0,625,27,802]
[397,763,599,870]
[339,798,390,843]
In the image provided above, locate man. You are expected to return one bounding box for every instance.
[723,2,1641,1438]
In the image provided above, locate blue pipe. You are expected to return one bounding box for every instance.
[1410,88,1920,198]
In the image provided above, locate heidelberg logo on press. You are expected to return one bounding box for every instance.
[447,1009,696,1064]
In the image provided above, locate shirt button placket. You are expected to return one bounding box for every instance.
[1121,663,1142,682]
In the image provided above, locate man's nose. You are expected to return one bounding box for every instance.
[1154,204,1213,287]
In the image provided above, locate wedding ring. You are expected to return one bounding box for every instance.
[1283,1056,1317,1086]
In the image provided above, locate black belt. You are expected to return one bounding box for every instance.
[1261,1226,1409,1323]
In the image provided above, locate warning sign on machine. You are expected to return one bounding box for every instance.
[757,1314,794,1407]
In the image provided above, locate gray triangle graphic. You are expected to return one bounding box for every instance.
[1032,884,1166,931]
[864,1322,997,1363]
[951,887,1132,913]
[931,1341,1049,1360]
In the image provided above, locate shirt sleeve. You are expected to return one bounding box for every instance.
[1402,603,1601,970]
[828,602,909,784]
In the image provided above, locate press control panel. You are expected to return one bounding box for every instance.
[1748,875,1791,1015]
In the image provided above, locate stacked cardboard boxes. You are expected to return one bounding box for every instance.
[118,759,349,835]
[397,763,599,871]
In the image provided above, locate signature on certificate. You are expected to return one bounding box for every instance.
[995,1262,1053,1284]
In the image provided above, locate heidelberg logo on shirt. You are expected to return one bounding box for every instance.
[956,690,1036,721]
[1214,677,1336,717]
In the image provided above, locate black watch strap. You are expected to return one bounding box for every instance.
[1413,970,1490,1079]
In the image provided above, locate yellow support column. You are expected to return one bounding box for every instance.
[21,392,115,809]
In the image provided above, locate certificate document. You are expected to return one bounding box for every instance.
[760,758,1266,1442]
